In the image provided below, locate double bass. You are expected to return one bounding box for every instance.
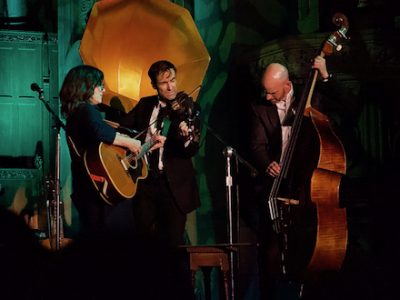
[268,13,350,277]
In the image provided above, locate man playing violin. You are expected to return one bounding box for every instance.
[118,60,201,249]
[117,60,201,299]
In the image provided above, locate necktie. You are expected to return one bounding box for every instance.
[156,106,166,130]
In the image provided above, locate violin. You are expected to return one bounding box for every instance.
[168,90,201,142]
[170,91,195,118]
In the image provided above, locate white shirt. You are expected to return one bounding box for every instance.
[146,101,166,170]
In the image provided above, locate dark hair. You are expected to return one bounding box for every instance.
[60,65,104,117]
[148,60,176,88]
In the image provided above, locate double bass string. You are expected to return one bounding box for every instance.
[268,69,314,232]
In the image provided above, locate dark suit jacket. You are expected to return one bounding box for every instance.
[119,95,201,214]
[249,78,357,175]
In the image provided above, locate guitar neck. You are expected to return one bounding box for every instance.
[137,140,156,159]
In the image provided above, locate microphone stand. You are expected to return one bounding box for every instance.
[202,122,258,300]
[34,89,66,251]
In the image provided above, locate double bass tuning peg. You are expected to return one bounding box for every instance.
[322,12,350,56]
[327,35,344,52]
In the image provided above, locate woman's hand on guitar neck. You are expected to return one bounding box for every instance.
[149,134,166,151]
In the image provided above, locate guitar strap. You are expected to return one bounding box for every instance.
[67,135,82,159]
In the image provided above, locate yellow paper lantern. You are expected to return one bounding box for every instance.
[80,0,210,113]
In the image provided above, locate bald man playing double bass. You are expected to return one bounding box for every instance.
[246,55,359,299]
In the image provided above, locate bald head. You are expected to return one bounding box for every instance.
[261,63,291,104]
[263,63,289,83]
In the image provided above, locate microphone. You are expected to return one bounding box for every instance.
[30,83,43,93]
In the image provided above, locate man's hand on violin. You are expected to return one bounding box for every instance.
[179,121,191,137]
[266,161,281,177]
[179,121,200,143]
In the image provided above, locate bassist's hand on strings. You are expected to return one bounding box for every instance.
[266,161,281,177]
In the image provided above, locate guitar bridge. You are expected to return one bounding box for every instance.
[120,157,129,171]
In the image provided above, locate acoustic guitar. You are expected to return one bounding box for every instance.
[84,140,154,205]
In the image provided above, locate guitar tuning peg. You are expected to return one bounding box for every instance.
[336,44,343,52]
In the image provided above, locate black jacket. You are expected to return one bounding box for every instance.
[249,78,358,175]
[119,95,201,214]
